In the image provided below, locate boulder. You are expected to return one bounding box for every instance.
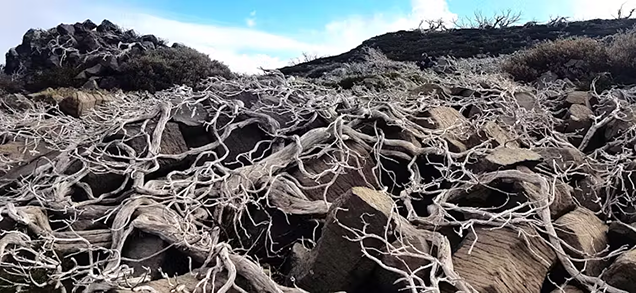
[141,34,159,44]
[550,285,585,293]
[96,19,121,33]
[565,91,594,108]
[565,104,594,133]
[287,141,378,202]
[605,105,636,142]
[56,24,75,36]
[608,222,636,250]
[122,230,167,279]
[372,235,430,292]
[478,146,542,172]
[414,106,471,152]
[82,19,98,31]
[443,225,556,293]
[0,93,35,111]
[289,187,396,293]
[123,121,189,172]
[513,91,540,111]
[572,175,603,213]
[602,248,636,292]
[554,207,609,276]
[533,147,591,175]
[58,90,115,117]
[81,79,100,90]
[516,166,575,220]
[467,121,519,148]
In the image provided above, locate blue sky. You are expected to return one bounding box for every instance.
[2,0,635,73]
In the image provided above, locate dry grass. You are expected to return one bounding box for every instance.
[503,28,636,88]
[502,37,609,83]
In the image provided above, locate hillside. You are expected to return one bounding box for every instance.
[2,18,636,293]
[279,18,636,78]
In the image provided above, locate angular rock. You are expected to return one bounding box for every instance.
[141,41,155,50]
[444,225,556,293]
[56,24,75,36]
[565,91,594,108]
[0,149,60,187]
[533,147,590,175]
[373,235,430,292]
[58,90,114,117]
[170,102,209,127]
[0,140,52,164]
[81,79,100,91]
[554,207,609,276]
[288,141,378,202]
[83,63,104,77]
[415,106,471,152]
[550,285,585,293]
[513,91,540,111]
[175,110,271,169]
[0,93,35,111]
[82,19,98,30]
[289,187,396,293]
[516,166,575,220]
[122,231,167,279]
[468,120,519,148]
[97,19,120,33]
[608,222,636,250]
[141,34,159,44]
[602,248,636,292]
[115,269,243,293]
[565,104,594,133]
[124,122,189,171]
[605,105,636,142]
[480,146,542,171]
[450,86,475,97]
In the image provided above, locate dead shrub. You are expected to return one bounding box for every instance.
[607,28,636,79]
[502,37,609,83]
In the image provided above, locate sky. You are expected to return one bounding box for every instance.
[2,0,636,74]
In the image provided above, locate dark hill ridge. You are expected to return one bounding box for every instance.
[279,18,636,78]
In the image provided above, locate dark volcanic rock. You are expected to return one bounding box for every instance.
[279,18,636,77]
[3,19,170,92]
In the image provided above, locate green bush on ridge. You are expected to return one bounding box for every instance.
[117,45,234,93]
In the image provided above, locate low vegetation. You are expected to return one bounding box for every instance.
[502,28,636,87]
[117,45,234,92]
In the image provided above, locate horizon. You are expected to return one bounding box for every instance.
[2,0,636,74]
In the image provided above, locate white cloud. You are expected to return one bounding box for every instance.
[0,0,457,74]
[246,10,256,27]
[570,0,636,20]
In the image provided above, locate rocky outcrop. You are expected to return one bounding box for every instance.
[3,19,168,91]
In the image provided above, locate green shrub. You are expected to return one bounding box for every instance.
[24,65,83,92]
[502,37,609,83]
[117,45,234,92]
[0,70,25,93]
